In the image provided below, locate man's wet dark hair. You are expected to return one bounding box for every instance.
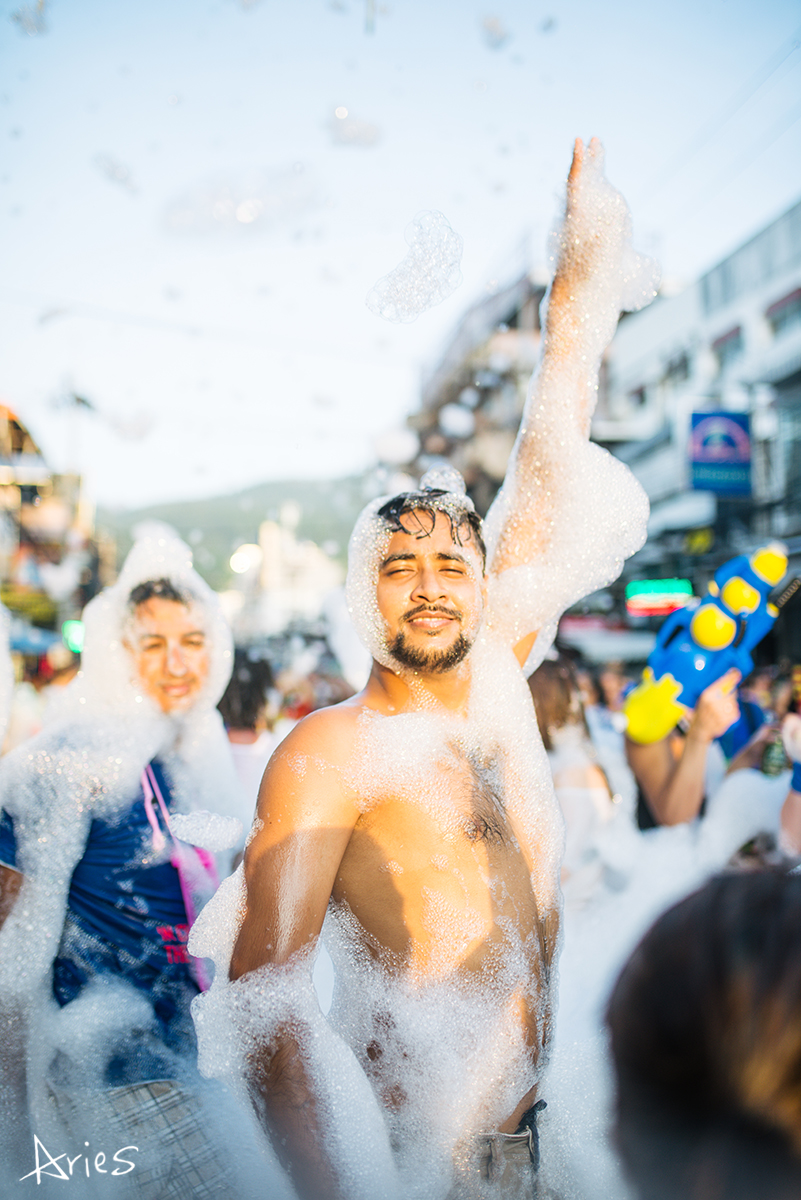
[128,578,191,609]
[218,649,274,732]
[376,490,486,571]
[606,870,801,1200]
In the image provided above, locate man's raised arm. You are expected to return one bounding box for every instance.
[483,139,653,662]
[226,708,363,1200]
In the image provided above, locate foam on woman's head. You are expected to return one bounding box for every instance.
[59,531,233,721]
[345,466,484,668]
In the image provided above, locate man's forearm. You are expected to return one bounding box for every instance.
[248,1031,346,1200]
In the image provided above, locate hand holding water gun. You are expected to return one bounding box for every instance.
[624,543,791,745]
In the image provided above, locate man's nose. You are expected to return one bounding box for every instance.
[412,567,446,602]
[165,644,188,676]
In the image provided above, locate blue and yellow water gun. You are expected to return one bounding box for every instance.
[624,543,790,745]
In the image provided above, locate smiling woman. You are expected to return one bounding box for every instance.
[124,587,210,714]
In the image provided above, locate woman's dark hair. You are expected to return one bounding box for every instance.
[217,649,274,732]
[606,870,801,1200]
[128,578,190,609]
[527,657,586,751]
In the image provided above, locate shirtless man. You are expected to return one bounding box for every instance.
[194,140,653,1200]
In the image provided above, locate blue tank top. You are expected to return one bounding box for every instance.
[0,760,201,1083]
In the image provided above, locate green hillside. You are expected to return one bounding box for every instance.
[97,476,368,592]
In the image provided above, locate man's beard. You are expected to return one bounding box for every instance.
[388,614,474,674]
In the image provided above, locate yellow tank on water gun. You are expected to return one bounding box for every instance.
[624,543,792,745]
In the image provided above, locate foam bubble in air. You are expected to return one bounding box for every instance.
[366,211,463,323]
[165,164,319,235]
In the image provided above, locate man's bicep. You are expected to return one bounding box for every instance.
[230,737,359,979]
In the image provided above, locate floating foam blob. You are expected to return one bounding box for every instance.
[94,153,137,194]
[329,107,381,147]
[366,211,463,324]
[11,1,46,35]
[481,15,511,49]
[165,165,319,235]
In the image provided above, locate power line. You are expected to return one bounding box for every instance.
[0,287,411,367]
[640,23,801,202]
[668,96,801,234]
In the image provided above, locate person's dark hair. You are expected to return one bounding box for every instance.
[218,649,274,732]
[128,578,190,609]
[527,657,587,751]
[606,870,801,1200]
[377,490,486,571]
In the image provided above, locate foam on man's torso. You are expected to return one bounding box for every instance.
[324,640,563,1179]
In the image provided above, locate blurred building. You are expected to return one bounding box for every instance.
[595,196,801,660]
[225,501,344,640]
[404,272,546,515]
[0,404,108,636]
[596,197,801,567]
[394,198,801,662]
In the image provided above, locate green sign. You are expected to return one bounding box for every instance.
[61,620,85,654]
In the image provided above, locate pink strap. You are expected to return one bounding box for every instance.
[140,766,219,991]
[141,767,167,853]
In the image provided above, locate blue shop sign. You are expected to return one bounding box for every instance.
[689,412,751,495]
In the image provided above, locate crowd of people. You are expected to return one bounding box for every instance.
[0,138,799,1200]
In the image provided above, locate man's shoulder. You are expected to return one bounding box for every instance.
[271,698,366,770]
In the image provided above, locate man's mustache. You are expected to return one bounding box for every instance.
[401,604,463,623]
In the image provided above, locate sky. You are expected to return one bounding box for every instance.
[1,0,800,511]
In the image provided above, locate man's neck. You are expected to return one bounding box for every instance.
[365,658,472,715]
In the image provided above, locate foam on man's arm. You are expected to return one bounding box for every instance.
[483,140,654,662]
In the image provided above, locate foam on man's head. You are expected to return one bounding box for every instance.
[375,488,486,572]
[345,466,484,666]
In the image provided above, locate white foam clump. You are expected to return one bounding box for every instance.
[190,869,403,1200]
[483,143,653,671]
[366,211,463,323]
[540,767,790,1198]
[170,810,243,851]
